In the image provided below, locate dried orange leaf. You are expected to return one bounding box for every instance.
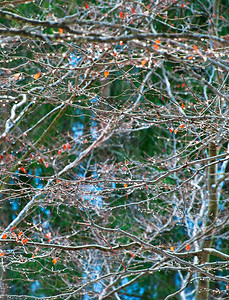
[14,73,21,81]
[141,59,147,66]
[186,244,191,251]
[20,167,27,174]
[187,56,193,60]
[45,232,51,239]
[193,44,198,52]
[104,71,109,78]
[34,72,40,80]
[21,238,28,245]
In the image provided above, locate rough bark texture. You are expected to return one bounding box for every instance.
[196,143,218,300]
[195,1,220,298]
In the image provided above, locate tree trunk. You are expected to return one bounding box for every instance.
[195,1,220,298]
[196,143,218,300]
